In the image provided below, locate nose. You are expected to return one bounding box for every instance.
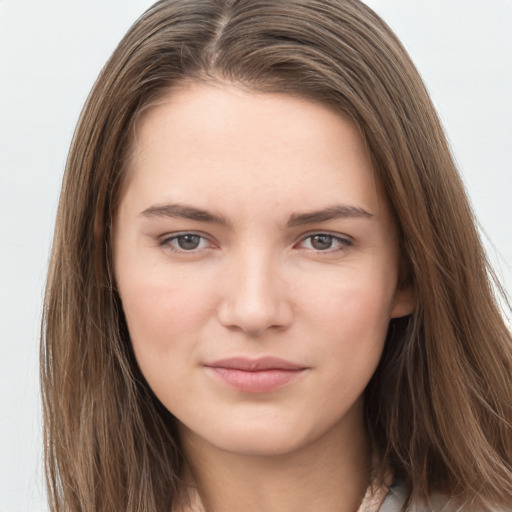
[217,251,293,337]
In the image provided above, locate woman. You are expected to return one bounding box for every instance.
[41,0,512,510]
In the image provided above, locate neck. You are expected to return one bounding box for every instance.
[178,402,372,512]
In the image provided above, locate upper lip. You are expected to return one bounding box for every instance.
[204,357,306,371]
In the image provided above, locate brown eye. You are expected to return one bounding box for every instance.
[162,233,211,252]
[296,233,351,252]
[310,234,335,250]
[176,234,201,250]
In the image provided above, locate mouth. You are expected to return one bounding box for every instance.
[203,357,308,393]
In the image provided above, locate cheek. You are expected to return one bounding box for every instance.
[303,264,397,334]
[117,266,217,364]
[298,266,397,381]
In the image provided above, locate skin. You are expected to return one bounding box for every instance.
[113,82,414,512]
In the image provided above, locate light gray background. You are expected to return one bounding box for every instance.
[1,1,510,510]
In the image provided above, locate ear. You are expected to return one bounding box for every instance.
[390,285,415,319]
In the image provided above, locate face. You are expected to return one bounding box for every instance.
[114,82,413,457]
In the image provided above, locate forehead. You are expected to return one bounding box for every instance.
[123,82,387,219]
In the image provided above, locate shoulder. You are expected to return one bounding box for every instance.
[378,481,407,512]
[379,482,512,512]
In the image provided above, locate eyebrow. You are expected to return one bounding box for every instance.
[140,202,373,227]
[140,203,230,226]
[286,205,373,226]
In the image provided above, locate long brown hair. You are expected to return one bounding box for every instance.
[41,1,512,510]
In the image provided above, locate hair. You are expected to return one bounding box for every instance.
[41,0,512,510]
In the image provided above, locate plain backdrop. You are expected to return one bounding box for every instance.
[1,1,511,510]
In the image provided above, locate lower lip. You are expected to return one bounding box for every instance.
[205,367,305,393]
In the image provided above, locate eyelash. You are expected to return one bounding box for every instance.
[159,232,215,253]
[159,232,352,254]
[295,233,352,253]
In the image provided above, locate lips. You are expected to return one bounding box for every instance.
[203,357,308,393]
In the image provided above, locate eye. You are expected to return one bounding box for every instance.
[297,233,351,252]
[160,233,212,252]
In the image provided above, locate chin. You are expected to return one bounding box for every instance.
[180,409,347,459]
[204,429,310,457]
